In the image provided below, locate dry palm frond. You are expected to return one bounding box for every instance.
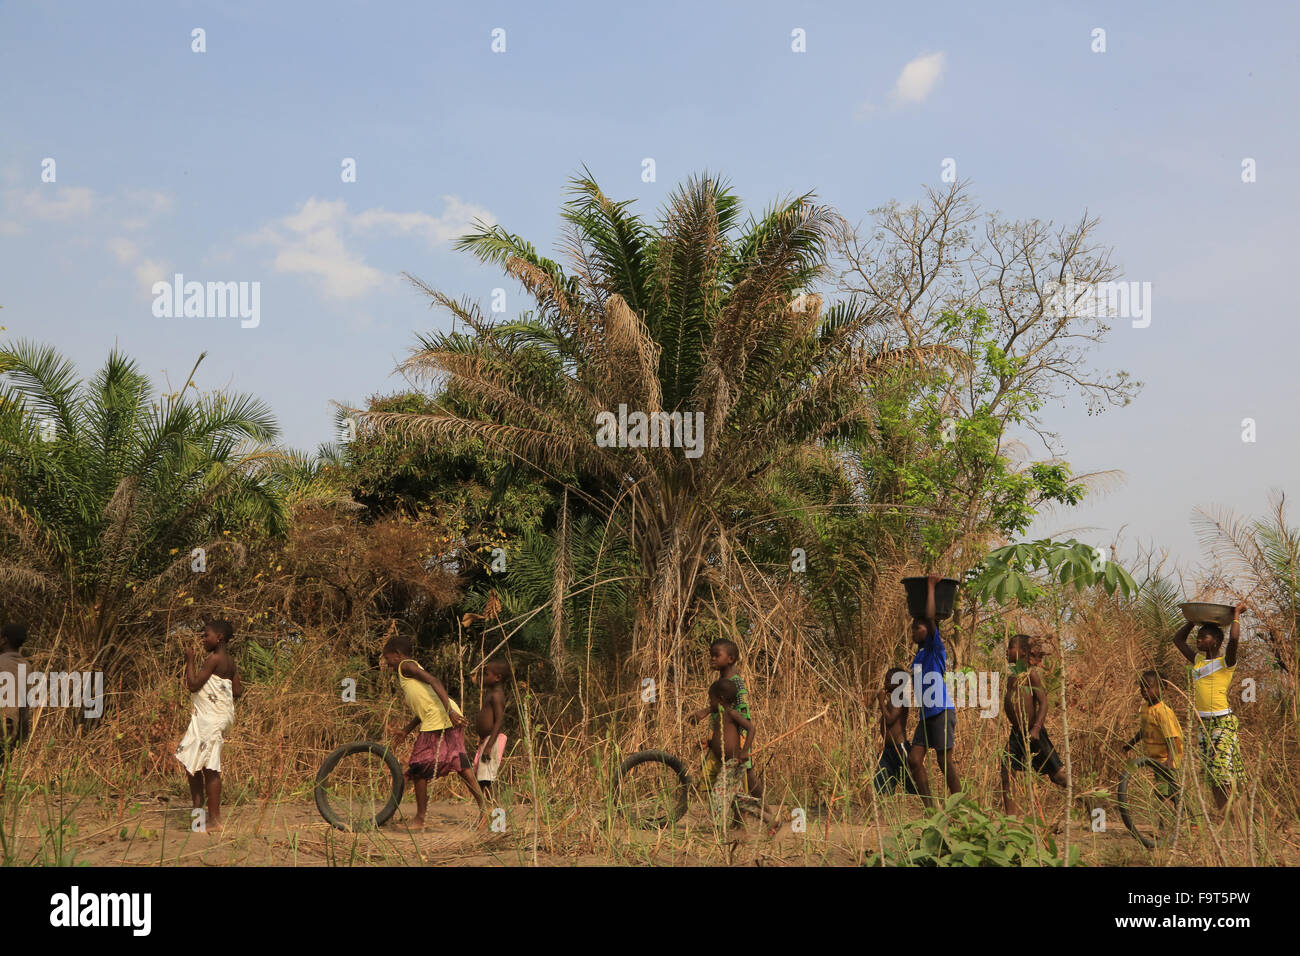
[597,294,662,414]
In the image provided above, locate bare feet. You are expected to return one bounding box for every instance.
[406,818,426,832]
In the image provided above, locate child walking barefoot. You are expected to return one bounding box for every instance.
[382,634,486,830]
[175,620,243,832]
[906,574,962,809]
[472,660,511,800]
[1173,601,1248,813]
[688,639,759,795]
[702,678,759,831]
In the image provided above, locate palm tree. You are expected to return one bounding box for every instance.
[366,173,944,678]
[0,342,284,666]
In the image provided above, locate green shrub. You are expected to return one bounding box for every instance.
[866,793,1083,867]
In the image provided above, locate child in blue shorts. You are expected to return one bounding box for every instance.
[905,575,962,809]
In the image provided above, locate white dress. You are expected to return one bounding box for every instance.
[175,675,235,773]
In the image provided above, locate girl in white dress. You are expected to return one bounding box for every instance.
[175,620,243,831]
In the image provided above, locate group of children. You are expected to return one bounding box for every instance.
[385,633,513,828]
[172,621,764,832]
[154,571,1249,832]
[873,575,1249,821]
[171,622,512,831]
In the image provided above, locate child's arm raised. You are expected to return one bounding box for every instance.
[400,660,468,728]
[1171,620,1196,663]
[1226,601,1246,668]
[923,573,940,639]
[879,688,903,725]
[183,645,217,693]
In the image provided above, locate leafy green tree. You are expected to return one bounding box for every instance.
[0,342,284,660]
[366,173,951,674]
[342,390,556,537]
[846,308,1092,565]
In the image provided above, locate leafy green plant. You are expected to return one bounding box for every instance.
[363,172,957,674]
[968,537,1137,606]
[867,793,1083,867]
[0,344,284,653]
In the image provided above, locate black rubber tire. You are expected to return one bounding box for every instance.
[315,741,405,832]
[1118,757,1178,850]
[615,749,690,828]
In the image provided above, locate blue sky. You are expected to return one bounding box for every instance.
[2,0,1298,569]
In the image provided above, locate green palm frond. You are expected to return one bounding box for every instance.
[563,169,654,314]
[0,345,288,648]
[376,171,961,665]
[0,339,86,440]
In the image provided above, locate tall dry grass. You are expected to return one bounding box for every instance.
[3,529,1297,866]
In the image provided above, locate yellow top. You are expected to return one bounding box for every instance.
[1140,700,1183,766]
[1192,653,1235,717]
[398,660,460,732]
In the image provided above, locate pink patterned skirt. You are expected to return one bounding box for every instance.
[407,727,470,780]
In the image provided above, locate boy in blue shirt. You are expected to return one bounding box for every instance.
[905,574,962,808]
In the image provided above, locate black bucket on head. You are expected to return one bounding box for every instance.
[901,577,960,620]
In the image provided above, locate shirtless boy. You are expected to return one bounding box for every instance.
[1000,633,1068,815]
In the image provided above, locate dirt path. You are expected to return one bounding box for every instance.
[5,788,1292,866]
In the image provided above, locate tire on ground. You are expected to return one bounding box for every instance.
[314,741,405,831]
[616,749,691,826]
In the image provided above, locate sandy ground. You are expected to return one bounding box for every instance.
[5,783,1293,866]
[8,789,875,866]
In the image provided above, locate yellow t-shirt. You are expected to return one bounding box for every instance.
[399,660,461,732]
[1140,700,1183,766]
[1192,653,1235,717]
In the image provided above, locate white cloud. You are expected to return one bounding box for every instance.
[247,196,493,300]
[271,225,384,299]
[106,236,169,294]
[133,258,169,291]
[10,185,96,220]
[282,197,348,234]
[1,185,173,244]
[247,198,383,299]
[858,51,946,117]
[0,185,172,288]
[893,52,945,104]
[354,195,493,244]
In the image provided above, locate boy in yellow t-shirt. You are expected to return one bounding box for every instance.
[1124,670,1183,797]
[1173,601,1247,810]
[381,634,486,830]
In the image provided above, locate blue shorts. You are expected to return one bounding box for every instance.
[874,741,918,794]
[912,710,956,752]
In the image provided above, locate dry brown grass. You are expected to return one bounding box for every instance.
[3,529,1297,866]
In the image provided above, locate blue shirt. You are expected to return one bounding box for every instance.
[912,626,953,719]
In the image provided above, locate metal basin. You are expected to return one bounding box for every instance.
[1179,602,1234,626]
